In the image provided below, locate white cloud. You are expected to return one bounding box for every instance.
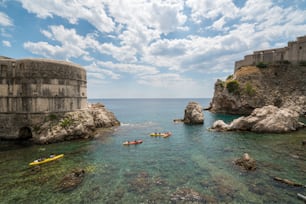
[19,0,115,33]
[23,41,73,59]
[210,17,227,31]
[0,12,13,26]
[85,62,120,80]
[137,73,195,88]
[143,34,248,73]
[186,0,239,23]
[148,39,188,57]
[96,61,159,76]
[150,1,187,34]
[106,0,186,34]
[98,43,138,63]
[2,40,11,47]
[24,25,99,60]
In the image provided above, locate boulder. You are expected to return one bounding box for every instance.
[211,105,304,133]
[211,120,230,131]
[183,101,204,125]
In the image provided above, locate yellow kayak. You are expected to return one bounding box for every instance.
[150,132,172,137]
[29,154,64,166]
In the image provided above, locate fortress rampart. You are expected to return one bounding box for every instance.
[0,57,87,140]
[235,35,306,70]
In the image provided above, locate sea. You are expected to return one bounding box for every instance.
[0,98,305,203]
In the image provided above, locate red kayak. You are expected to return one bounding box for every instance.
[123,140,143,145]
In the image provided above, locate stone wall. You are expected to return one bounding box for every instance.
[235,35,306,70]
[0,58,87,139]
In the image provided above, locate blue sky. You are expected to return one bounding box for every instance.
[1,0,306,98]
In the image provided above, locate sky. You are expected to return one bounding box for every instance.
[0,0,306,99]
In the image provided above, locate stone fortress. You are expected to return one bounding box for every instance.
[0,57,87,140]
[235,35,306,70]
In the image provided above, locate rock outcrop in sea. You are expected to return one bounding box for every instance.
[183,101,204,125]
[211,105,304,133]
[32,103,120,144]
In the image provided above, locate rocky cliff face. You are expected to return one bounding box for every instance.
[210,65,306,116]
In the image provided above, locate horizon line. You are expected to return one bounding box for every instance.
[87,97,212,100]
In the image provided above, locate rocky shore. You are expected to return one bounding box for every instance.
[211,105,305,133]
[32,103,120,144]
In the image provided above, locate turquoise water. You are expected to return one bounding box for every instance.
[0,98,305,203]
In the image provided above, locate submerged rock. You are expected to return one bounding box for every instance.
[211,105,304,133]
[171,188,205,202]
[183,101,204,125]
[234,153,256,171]
[57,169,85,192]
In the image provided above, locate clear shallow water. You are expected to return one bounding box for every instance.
[0,98,305,203]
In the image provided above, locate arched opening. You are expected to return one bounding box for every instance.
[18,127,33,140]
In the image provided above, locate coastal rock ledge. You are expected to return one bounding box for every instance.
[32,103,120,144]
[211,105,304,133]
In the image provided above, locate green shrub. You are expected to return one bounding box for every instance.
[256,62,267,68]
[60,118,72,129]
[226,80,240,94]
[245,83,256,96]
[226,74,233,80]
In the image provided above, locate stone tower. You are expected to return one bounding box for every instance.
[0,57,87,140]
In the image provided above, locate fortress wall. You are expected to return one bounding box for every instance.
[0,97,86,112]
[235,35,306,69]
[297,36,306,62]
[235,54,253,70]
[0,58,87,139]
[0,58,87,113]
[288,41,299,63]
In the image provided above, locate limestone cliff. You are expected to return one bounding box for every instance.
[210,64,306,116]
